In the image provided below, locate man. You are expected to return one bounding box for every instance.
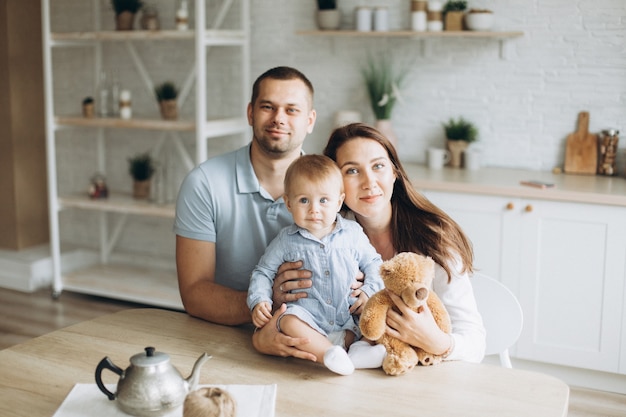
[174,66,316,360]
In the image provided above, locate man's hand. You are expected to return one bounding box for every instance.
[251,304,316,361]
[272,261,312,306]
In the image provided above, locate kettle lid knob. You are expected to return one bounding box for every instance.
[129,346,170,367]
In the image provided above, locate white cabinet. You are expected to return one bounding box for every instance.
[424,190,626,374]
[42,0,250,309]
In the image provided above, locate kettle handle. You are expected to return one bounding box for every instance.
[95,357,123,401]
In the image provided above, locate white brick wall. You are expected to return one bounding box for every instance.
[248,0,625,172]
[49,0,626,258]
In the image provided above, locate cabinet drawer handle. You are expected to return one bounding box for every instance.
[524,204,533,212]
[506,202,515,210]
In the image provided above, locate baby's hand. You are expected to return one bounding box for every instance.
[252,302,273,328]
[349,290,369,316]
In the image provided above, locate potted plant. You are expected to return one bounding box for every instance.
[128,152,155,199]
[362,55,408,145]
[154,81,179,120]
[443,0,467,31]
[442,117,478,168]
[111,0,144,30]
[82,96,94,118]
[316,0,340,30]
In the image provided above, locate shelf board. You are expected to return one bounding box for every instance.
[51,30,195,42]
[55,115,196,132]
[297,30,524,39]
[203,117,249,138]
[51,29,247,45]
[63,263,183,310]
[59,193,175,218]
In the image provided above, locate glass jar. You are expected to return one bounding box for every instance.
[597,129,619,176]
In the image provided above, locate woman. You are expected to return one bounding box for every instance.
[257,123,485,363]
[321,122,485,362]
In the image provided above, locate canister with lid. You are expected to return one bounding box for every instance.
[356,7,372,32]
[411,0,428,31]
[373,7,389,32]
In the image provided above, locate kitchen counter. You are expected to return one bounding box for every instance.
[403,164,626,207]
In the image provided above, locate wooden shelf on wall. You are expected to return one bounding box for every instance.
[297,30,524,39]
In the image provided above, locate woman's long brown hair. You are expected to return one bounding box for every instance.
[323,123,474,281]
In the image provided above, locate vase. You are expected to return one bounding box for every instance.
[159,99,178,120]
[133,179,151,199]
[446,139,469,168]
[115,11,135,31]
[375,119,398,148]
[317,9,341,30]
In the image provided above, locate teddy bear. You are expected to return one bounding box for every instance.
[359,252,451,376]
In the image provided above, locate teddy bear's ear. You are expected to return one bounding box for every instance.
[380,262,393,275]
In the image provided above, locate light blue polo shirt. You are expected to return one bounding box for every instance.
[174,143,293,291]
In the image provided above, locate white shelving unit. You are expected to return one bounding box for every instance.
[42,0,250,309]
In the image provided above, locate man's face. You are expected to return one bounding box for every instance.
[247,78,316,158]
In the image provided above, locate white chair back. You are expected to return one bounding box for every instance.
[472,273,523,368]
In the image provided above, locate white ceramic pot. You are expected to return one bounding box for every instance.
[465,12,494,31]
[317,9,341,30]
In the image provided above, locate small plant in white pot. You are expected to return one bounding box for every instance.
[316,0,340,30]
[442,117,478,168]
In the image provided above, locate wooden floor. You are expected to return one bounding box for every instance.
[1,287,625,416]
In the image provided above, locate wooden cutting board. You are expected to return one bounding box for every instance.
[564,111,598,175]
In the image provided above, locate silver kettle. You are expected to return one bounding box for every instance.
[95,346,211,417]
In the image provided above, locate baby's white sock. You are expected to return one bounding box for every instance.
[348,340,387,369]
[323,345,355,375]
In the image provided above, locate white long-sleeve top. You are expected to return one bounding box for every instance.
[433,258,486,363]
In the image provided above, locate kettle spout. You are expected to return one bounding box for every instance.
[186,352,212,391]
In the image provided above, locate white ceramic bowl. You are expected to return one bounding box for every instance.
[465,12,494,31]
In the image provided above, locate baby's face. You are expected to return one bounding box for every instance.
[285,176,344,239]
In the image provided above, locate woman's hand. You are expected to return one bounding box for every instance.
[251,304,316,361]
[272,261,312,306]
[384,291,451,355]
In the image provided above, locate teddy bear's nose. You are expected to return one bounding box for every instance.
[416,287,428,301]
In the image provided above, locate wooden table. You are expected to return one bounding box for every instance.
[0,309,569,417]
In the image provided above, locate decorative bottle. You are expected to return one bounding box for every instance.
[110,69,120,117]
[119,90,132,120]
[176,0,189,31]
[96,70,109,118]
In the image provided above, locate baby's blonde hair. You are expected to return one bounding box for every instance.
[284,154,343,197]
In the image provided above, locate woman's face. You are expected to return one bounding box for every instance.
[334,138,397,219]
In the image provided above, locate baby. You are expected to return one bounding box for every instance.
[247,154,385,375]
